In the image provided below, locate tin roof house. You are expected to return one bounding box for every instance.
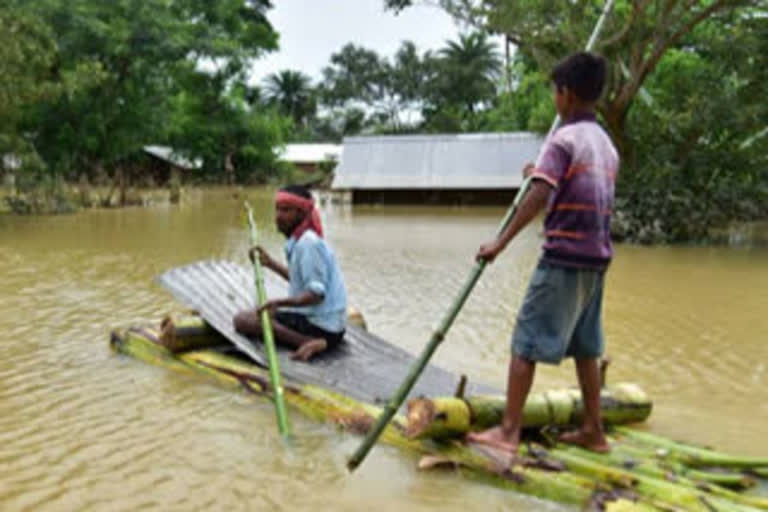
[331,132,543,204]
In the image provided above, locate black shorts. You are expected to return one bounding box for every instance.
[274,311,345,349]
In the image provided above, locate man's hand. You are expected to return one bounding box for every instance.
[256,299,281,316]
[476,240,504,263]
[249,245,275,269]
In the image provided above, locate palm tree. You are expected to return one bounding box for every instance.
[263,70,316,127]
[436,32,502,114]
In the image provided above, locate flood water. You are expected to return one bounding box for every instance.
[1,187,766,511]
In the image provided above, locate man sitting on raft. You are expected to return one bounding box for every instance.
[233,185,348,361]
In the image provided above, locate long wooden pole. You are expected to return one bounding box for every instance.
[347,176,532,470]
[348,0,617,472]
[244,201,291,438]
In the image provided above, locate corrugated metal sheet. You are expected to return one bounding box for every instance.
[143,145,202,170]
[332,132,543,190]
[157,260,496,405]
[277,144,341,164]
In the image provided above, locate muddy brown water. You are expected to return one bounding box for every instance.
[1,187,765,511]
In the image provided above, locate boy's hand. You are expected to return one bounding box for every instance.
[248,245,274,269]
[476,240,504,263]
[522,162,535,178]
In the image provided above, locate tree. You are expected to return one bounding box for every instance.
[318,41,434,132]
[421,31,502,131]
[435,32,501,114]
[0,5,105,202]
[472,56,554,132]
[613,10,768,241]
[386,0,768,241]
[13,0,279,185]
[387,0,764,154]
[167,68,290,184]
[0,8,55,149]
[263,70,316,127]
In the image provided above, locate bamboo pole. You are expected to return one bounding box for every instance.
[613,427,768,469]
[555,446,768,509]
[244,201,291,438]
[607,442,757,489]
[111,325,768,511]
[347,176,533,470]
[109,327,607,508]
[536,447,763,512]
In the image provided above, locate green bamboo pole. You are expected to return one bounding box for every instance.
[110,327,604,508]
[347,0,619,472]
[113,326,768,511]
[536,446,763,512]
[347,176,533,470]
[607,442,757,489]
[244,201,291,438]
[555,446,768,509]
[613,427,768,469]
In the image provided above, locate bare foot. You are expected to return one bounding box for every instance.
[159,316,176,350]
[291,338,327,361]
[558,429,611,453]
[465,426,519,454]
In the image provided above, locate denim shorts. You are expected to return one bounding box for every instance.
[511,261,606,364]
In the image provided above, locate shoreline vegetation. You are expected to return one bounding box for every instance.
[2,2,765,244]
[2,182,767,247]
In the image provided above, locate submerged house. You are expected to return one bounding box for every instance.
[141,145,202,185]
[277,143,342,174]
[331,132,544,204]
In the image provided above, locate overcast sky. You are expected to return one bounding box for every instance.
[251,0,492,85]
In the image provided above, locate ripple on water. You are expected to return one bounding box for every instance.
[0,193,766,511]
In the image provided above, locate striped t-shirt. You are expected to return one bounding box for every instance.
[530,112,619,270]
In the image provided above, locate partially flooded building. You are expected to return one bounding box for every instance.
[331,132,543,205]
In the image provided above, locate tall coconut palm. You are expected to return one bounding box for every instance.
[263,70,316,127]
[435,32,502,114]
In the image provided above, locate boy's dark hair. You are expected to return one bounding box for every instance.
[280,184,312,199]
[550,52,606,103]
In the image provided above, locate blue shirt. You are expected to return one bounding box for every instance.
[281,230,347,333]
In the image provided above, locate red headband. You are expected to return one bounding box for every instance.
[276,190,314,211]
[275,190,323,238]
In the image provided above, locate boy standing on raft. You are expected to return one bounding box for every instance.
[468,52,619,454]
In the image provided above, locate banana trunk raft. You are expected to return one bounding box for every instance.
[110,317,768,512]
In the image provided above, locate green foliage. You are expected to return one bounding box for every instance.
[463,56,553,133]
[318,41,434,132]
[425,32,502,121]
[385,0,768,242]
[304,107,369,142]
[263,70,316,127]
[317,33,502,134]
[614,12,768,242]
[166,68,291,184]
[5,0,283,195]
[0,7,56,133]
